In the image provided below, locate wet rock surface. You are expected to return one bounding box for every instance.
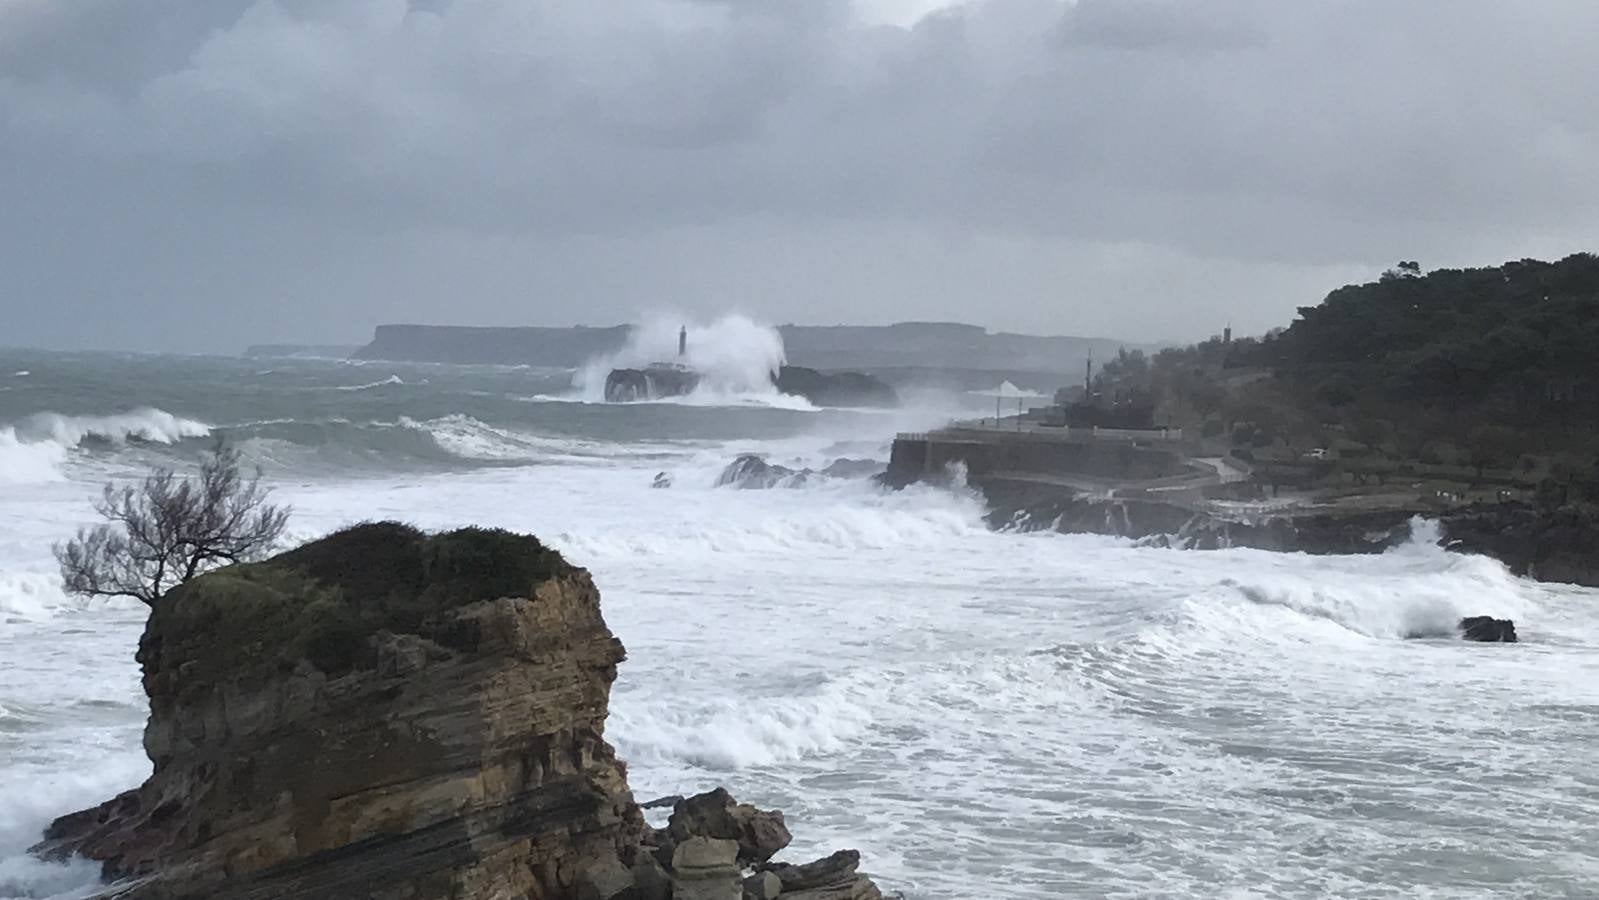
[33,523,889,899]
[1459,616,1518,642]
[715,455,883,489]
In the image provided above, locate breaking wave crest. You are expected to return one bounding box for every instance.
[611,675,882,769]
[0,409,211,484]
[1209,523,1533,641]
[13,408,210,448]
[0,406,684,481]
[0,428,67,485]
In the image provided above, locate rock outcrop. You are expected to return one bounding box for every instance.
[773,367,898,408]
[34,523,887,900]
[604,364,702,403]
[971,475,1599,589]
[599,364,897,408]
[1441,502,1599,587]
[713,455,884,489]
[1459,616,1518,643]
[715,455,807,490]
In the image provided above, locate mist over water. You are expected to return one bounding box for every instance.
[3,350,1599,899]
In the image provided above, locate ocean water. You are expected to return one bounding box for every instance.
[2,349,1598,899]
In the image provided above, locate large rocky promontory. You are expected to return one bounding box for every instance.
[34,523,887,899]
[977,478,1599,588]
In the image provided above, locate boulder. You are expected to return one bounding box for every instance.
[1459,616,1518,642]
[671,837,742,900]
[761,849,884,900]
[666,788,792,865]
[651,472,674,489]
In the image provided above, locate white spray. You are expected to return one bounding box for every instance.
[574,314,795,405]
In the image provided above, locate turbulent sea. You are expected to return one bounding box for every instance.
[3,349,1598,899]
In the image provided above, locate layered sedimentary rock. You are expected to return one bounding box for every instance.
[35,523,887,899]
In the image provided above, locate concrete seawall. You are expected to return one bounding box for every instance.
[887,426,1190,486]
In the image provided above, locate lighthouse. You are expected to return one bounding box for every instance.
[678,325,687,358]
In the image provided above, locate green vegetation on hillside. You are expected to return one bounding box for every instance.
[1090,253,1599,498]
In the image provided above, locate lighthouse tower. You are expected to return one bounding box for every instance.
[678,325,687,358]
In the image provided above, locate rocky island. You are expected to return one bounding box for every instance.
[33,523,888,900]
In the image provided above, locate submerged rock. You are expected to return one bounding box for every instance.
[652,471,674,489]
[1459,616,1518,643]
[34,522,887,899]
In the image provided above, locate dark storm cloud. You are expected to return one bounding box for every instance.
[1,0,1595,351]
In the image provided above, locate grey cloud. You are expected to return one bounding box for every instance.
[0,0,1595,351]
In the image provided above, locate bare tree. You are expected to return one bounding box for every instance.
[55,441,291,606]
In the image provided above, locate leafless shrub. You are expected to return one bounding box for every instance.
[55,441,290,606]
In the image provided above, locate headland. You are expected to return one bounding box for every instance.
[887,253,1599,587]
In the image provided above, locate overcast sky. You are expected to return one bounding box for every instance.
[2,0,1595,352]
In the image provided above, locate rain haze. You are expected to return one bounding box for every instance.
[2,0,1597,351]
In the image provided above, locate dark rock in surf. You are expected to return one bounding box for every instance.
[1441,502,1599,588]
[774,366,898,408]
[605,363,701,402]
[715,454,805,489]
[1459,616,1518,642]
[820,458,884,480]
[652,472,673,489]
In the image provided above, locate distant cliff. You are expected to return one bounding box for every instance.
[355,324,633,366]
[355,321,1136,376]
[243,344,361,359]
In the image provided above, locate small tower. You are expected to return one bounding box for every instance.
[1223,324,1232,345]
[1085,349,1093,396]
[678,325,687,358]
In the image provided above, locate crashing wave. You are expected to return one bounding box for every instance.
[14,408,210,447]
[0,427,68,484]
[573,314,812,408]
[0,408,211,484]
